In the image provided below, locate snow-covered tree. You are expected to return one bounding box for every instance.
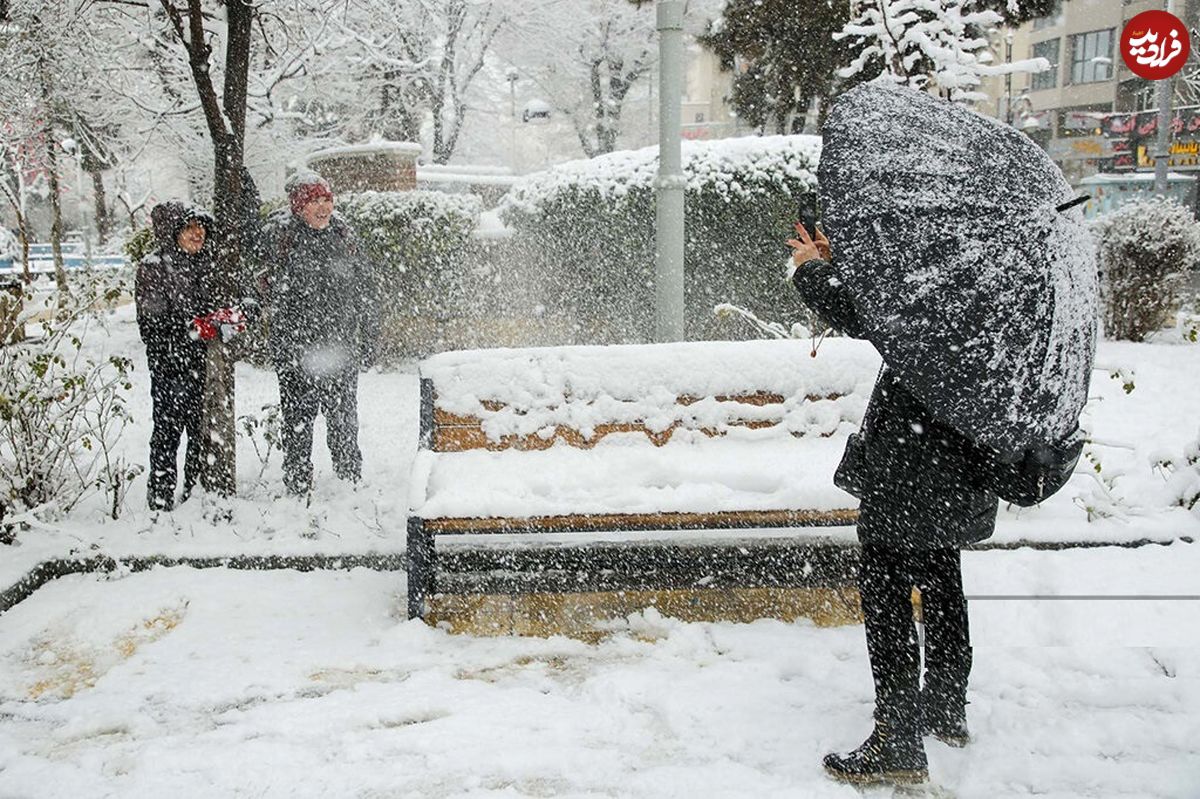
[699,0,852,135]
[0,0,98,291]
[500,0,720,158]
[836,0,1048,103]
[325,0,530,163]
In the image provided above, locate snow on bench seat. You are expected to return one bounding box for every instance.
[412,338,880,523]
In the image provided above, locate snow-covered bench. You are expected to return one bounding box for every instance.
[406,339,883,626]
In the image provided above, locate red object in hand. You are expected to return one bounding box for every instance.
[190,314,219,341]
[191,307,247,342]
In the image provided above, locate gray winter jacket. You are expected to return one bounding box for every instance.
[260,213,382,375]
[792,258,998,550]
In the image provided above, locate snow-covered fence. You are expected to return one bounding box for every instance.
[500,136,821,344]
[405,338,881,632]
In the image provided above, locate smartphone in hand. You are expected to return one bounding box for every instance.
[797,196,820,240]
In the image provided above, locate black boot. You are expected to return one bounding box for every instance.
[823,723,928,785]
[919,691,970,747]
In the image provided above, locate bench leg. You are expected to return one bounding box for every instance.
[407,517,434,620]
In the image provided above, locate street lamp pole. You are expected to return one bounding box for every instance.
[1153,0,1175,194]
[1005,32,1014,125]
[506,67,519,174]
[654,0,685,343]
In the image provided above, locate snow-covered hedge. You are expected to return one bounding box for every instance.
[1092,197,1200,341]
[500,135,821,342]
[338,190,482,359]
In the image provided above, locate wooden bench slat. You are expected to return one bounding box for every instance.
[422,508,859,535]
[432,419,829,452]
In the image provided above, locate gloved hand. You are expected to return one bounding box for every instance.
[190,314,219,341]
[209,307,249,341]
[191,307,248,343]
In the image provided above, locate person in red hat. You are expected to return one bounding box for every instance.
[259,171,381,496]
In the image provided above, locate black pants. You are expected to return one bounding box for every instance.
[859,544,972,732]
[277,366,362,494]
[148,354,205,509]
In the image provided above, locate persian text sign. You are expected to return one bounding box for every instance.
[1121,10,1190,80]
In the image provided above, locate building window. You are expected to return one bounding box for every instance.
[1069,29,1114,84]
[1030,39,1060,91]
[1033,0,1063,30]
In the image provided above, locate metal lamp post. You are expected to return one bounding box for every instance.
[1154,0,1176,193]
[1004,32,1014,125]
[654,0,685,343]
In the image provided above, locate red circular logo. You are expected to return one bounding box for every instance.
[1121,11,1190,81]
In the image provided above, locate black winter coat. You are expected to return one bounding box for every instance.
[135,202,215,371]
[261,214,381,374]
[793,258,998,550]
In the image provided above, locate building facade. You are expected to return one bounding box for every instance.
[979,0,1198,186]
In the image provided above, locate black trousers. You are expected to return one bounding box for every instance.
[277,366,362,493]
[859,544,972,731]
[148,353,205,509]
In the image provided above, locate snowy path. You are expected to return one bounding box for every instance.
[0,544,1197,798]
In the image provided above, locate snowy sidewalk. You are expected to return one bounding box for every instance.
[0,544,1197,798]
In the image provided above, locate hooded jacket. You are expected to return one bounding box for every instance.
[135,201,216,366]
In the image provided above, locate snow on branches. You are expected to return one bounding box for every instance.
[836,0,1049,102]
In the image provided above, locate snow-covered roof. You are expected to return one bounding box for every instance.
[305,142,424,165]
[418,164,513,177]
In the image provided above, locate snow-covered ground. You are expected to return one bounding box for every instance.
[2,301,1199,797]
[0,547,1197,798]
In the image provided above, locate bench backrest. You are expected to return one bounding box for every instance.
[420,339,881,454]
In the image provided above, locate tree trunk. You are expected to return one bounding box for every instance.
[199,0,254,497]
[38,57,68,298]
[44,136,69,298]
[90,167,110,245]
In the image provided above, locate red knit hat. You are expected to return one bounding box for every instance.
[288,174,334,215]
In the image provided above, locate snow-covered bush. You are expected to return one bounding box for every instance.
[1092,197,1200,341]
[0,272,140,535]
[338,190,481,359]
[500,136,821,343]
[1152,431,1200,517]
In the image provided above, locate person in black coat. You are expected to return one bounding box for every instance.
[135,202,216,510]
[788,224,996,785]
[259,172,381,496]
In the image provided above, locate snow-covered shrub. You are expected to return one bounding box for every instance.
[238,403,282,485]
[338,190,481,359]
[1092,197,1200,341]
[1172,292,1200,343]
[1153,431,1200,517]
[500,136,820,342]
[0,272,140,534]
